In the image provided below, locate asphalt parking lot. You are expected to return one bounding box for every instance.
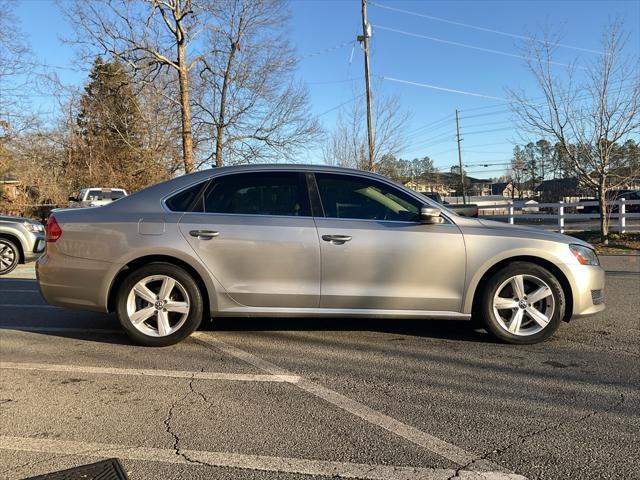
[0,256,638,480]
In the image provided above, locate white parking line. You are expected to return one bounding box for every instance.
[0,326,122,334]
[0,361,299,383]
[191,333,507,473]
[0,305,60,308]
[0,289,40,293]
[0,436,526,480]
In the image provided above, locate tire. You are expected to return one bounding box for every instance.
[0,239,20,276]
[479,262,565,344]
[116,262,204,347]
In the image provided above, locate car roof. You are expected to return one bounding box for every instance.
[193,163,387,177]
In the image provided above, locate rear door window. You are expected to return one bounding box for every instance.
[203,172,310,217]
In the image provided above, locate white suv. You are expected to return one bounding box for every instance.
[69,188,128,208]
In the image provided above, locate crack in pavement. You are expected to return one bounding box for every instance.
[162,370,210,468]
[446,393,626,480]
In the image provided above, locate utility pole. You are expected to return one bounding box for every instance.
[359,0,375,171]
[455,109,467,204]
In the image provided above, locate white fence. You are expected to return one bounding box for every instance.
[477,198,640,234]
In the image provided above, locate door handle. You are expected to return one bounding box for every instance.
[189,230,220,239]
[322,234,352,244]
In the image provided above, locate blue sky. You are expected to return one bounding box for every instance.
[15,0,640,177]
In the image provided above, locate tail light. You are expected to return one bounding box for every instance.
[45,216,62,242]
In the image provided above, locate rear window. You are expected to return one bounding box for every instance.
[111,190,127,200]
[86,189,105,201]
[165,182,207,212]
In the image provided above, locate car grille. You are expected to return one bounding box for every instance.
[591,289,605,305]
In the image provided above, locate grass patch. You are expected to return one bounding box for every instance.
[568,232,640,254]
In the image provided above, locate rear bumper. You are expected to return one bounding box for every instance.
[566,264,606,318]
[36,250,116,312]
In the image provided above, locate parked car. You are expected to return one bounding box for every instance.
[422,192,479,217]
[578,190,640,214]
[0,215,45,275]
[69,188,128,208]
[37,165,604,346]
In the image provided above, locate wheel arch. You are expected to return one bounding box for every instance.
[469,255,574,323]
[107,254,213,321]
[0,233,24,263]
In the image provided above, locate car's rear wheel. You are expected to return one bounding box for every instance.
[0,239,20,276]
[480,262,565,344]
[116,263,203,346]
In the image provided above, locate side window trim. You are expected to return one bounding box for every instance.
[305,172,325,217]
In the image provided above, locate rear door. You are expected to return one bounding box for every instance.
[312,172,466,312]
[178,171,320,308]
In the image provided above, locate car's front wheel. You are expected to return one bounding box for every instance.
[0,239,20,276]
[116,263,204,346]
[480,262,565,344]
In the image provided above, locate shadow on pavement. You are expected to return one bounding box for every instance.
[0,277,491,345]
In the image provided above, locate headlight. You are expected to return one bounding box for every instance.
[23,221,44,233]
[569,244,599,266]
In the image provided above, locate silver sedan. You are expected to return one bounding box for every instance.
[36,165,605,346]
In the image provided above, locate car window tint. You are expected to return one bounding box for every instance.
[111,190,126,200]
[316,173,420,221]
[203,172,309,216]
[165,182,206,212]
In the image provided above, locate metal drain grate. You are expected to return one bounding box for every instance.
[23,459,129,480]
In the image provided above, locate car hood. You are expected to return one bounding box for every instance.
[458,217,594,249]
[0,215,28,223]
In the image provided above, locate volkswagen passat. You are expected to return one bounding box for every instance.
[36,165,604,346]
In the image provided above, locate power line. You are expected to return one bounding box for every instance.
[307,77,363,85]
[298,40,356,60]
[316,94,364,117]
[404,112,455,137]
[382,76,510,101]
[369,1,603,55]
[457,81,637,118]
[373,25,584,69]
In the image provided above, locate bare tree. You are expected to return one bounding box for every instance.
[0,0,37,133]
[323,93,409,171]
[510,22,640,242]
[192,0,319,167]
[63,0,216,173]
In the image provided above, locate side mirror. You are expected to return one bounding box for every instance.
[68,196,77,202]
[420,206,444,224]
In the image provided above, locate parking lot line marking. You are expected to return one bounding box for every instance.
[0,361,299,383]
[0,304,60,308]
[0,326,123,334]
[0,289,40,293]
[0,436,526,480]
[191,333,506,472]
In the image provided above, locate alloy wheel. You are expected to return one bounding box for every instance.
[492,274,555,336]
[126,275,191,337]
[0,241,17,274]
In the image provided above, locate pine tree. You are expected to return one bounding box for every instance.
[72,57,145,191]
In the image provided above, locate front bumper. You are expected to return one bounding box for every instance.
[566,264,606,318]
[23,233,45,262]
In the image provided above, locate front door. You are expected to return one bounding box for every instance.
[312,172,466,312]
[179,171,320,308]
